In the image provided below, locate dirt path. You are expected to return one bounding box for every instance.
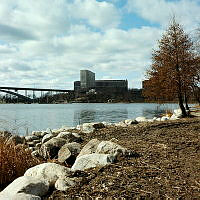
[46,118,200,199]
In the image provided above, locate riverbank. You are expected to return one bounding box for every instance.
[45,117,200,199]
[0,114,199,199]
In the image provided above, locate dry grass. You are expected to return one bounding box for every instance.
[0,135,41,189]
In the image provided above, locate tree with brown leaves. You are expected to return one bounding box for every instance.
[143,19,200,117]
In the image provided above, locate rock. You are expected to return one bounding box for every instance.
[95,141,126,157]
[56,132,81,143]
[25,135,39,142]
[101,121,112,126]
[124,119,138,125]
[114,121,127,127]
[8,135,24,145]
[41,133,53,144]
[31,150,40,158]
[78,139,101,157]
[170,114,179,120]
[40,131,48,137]
[71,153,115,171]
[58,142,81,164]
[58,146,71,163]
[156,118,162,122]
[0,176,49,199]
[11,193,41,200]
[27,142,35,147]
[95,141,127,156]
[81,122,105,133]
[0,131,12,138]
[55,177,82,191]
[35,143,42,149]
[173,109,182,117]
[39,138,67,159]
[32,131,43,137]
[161,116,170,121]
[135,116,147,123]
[24,163,71,186]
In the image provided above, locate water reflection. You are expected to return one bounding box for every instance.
[74,108,128,126]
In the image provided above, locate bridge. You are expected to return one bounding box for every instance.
[0,87,74,103]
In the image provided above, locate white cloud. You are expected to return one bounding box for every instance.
[70,0,120,29]
[127,0,200,29]
[0,0,198,89]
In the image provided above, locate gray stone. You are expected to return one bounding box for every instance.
[8,135,24,145]
[56,132,81,143]
[81,122,105,133]
[58,142,81,164]
[25,135,39,142]
[78,139,101,158]
[124,119,138,125]
[95,141,127,156]
[32,131,43,137]
[58,146,71,163]
[24,163,71,186]
[39,137,67,159]
[0,176,49,199]
[71,153,115,171]
[55,177,82,191]
[135,116,147,122]
[41,133,53,144]
[11,193,41,200]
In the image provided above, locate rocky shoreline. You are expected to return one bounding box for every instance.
[0,108,199,199]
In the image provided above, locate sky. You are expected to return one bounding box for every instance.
[0,0,200,90]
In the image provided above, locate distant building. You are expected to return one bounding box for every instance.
[80,70,95,89]
[74,70,128,93]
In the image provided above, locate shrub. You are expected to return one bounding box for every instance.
[0,135,41,189]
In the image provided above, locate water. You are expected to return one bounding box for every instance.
[0,103,179,135]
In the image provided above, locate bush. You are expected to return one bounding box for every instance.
[0,135,41,189]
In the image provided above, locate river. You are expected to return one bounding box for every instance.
[0,103,180,135]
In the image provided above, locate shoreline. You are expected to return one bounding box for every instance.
[0,109,199,199]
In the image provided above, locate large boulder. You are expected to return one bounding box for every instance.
[39,137,67,159]
[0,176,49,199]
[78,139,101,158]
[10,193,41,200]
[58,142,81,164]
[79,122,105,133]
[41,133,54,144]
[71,153,115,171]
[25,135,39,142]
[24,163,71,186]
[56,132,82,143]
[95,141,127,156]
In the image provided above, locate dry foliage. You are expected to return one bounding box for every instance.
[0,135,41,189]
[143,18,200,116]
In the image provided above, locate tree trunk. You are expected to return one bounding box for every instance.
[178,93,187,117]
[184,92,190,110]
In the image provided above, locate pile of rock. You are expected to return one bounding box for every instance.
[0,108,184,199]
[0,137,131,199]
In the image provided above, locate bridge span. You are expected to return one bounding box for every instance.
[0,86,74,103]
[0,86,73,92]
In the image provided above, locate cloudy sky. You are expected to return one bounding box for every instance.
[0,0,199,89]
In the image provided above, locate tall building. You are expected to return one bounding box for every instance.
[80,70,95,90]
[74,70,128,93]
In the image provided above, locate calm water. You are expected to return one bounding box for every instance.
[0,103,180,135]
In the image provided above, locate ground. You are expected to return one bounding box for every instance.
[44,117,200,199]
